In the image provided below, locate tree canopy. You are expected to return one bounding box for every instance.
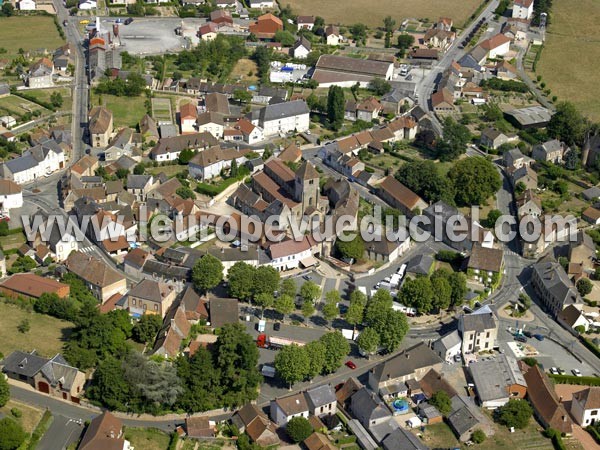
[327,85,345,130]
[435,117,471,161]
[192,254,223,293]
[274,344,309,387]
[396,160,455,204]
[448,157,502,206]
[286,416,313,443]
[547,101,586,147]
[0,418,27,450]
[495,399,533,429]
[430,390,452,416]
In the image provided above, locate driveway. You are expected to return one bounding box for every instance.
[37,414,84,450]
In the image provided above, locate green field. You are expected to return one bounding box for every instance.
[123,428,171,450]
[25,87,73,112]
[0,16,65,59]
[0,95,47,119]
[91,93,148,128]
[537,0,600,121]
[0,302,73,358]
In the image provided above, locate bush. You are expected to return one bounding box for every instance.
[472,429,486,444]
[286,417,312,443]
[435,250,463,263]
[495,399,533,429]
[544,428,567,450]
[548,373,600,386]
[10,408,22,418]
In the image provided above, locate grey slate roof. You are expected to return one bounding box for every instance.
[459,307,497,333]
[370,342,442,385]
[469,354,526,404]
[305,384,336,409]
[436,330,461,351]
[1,351,48,377]
[249,100,309,123]
[350,388,392,427]
[448,395,489,437]
[406,254,434,275]
[127,174,152,190]
[382,427,430,450]
[40,354,80,390]
[533,259,582,309]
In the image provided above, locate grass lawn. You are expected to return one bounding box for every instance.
[537,0,600,121]
[90,93,147,128]
[146,164,187,177]
[284,0,481,28]
[123,428,171,450]
[229,58,259,84]
[24,87,73,112]
[0,16,64,59]
[0,232,26,251]
[0,302,73,358]
[0,400,44,435]
[0,95,46,119]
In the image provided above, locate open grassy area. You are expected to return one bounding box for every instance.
[0,232,26,252]
[0,16,64,59]
[284,0,482,28]
[0,302,73,358]
[0,400,44,435]
[146,164,187,177]
[0,95,46,119]
[24,87,73,112]
[90,93,148,128]
[123,428,171,450]
[537,0,600,121]
[229,58,259,84]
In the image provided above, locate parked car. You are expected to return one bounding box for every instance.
[523,331,533,338]
[273,323,281,332]
[124,17,133,25]
[345,360,357,370]
[533,334,544,341]
[302,274,312,281]
[515,335,527,343]
[572,368,583,377]
[549,367,559,375]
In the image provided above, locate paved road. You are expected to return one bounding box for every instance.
[515,46,555,111]
[37,414,84,450]
[415,0,500,134]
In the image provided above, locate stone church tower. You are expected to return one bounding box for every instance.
[294,161,320,216]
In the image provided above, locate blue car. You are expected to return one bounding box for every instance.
[533,334,544,341]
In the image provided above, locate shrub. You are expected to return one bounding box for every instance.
[286,417,312,443]
[472,429,486,444]
[10,408,22,418]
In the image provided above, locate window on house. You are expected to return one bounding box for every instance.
[592,410,598,416]
[143,304,147,310]
[486,331,490,338]
[154,304,158,311]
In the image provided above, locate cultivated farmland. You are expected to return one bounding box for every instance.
[0,16,65,59]
[283,0,482,28]
[537,0,600,121]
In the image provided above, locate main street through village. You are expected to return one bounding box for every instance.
[6,0,600,443]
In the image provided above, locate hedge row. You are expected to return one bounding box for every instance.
[547,374,600,386]
[580,336,600,359]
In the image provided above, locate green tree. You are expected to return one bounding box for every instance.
[255,292,274,317]
[176,346,221,413]
[0,222,8,237]
[233,89,252,104]
[301,300,315,318]
[0,3,15,16]
[86,356,130,410]
[397,33,415,56]
[435,117,471,162]
[0,418,26,450]
[345,290,366,327]
[0,375,9,407]
[577,278,593,296]
[448,157,502,206]
[335,234,364,261]
[398,277,434,314]
[396,160,455,204]
[472,429,486,444]
[327,85,345,130]
[431,276,452,311]
[430,390,452,415]
[132,314,163,343]
[300,281,321,303]
[304,340,326,378]
[485,209,502,228]
[547,101,586,147]
[368,78,392,96]
[383,15,396,33]
[274,344,308,387]
[133,164,145,175]
[320,331,350,374]
[192,254,223,293]
[280,278,297,298]
[176,186,195,199]
[228,262,256,300]
[322,291,340,322]
[349,23,368,43]
[253,266,280,298]
[356,327,379,357]
[286,416,313,443]
[448,272,467,306]
[495,399,533,429]
[178,149,195,164]
[50,91,63,108]
[274,294,295,318]
[17,319,30,334]
[274,30,296,46]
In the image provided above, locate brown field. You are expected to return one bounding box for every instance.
[537,0,600,121]
[229,58,259,83]
[0,16,64,58]
[283,0,482,28]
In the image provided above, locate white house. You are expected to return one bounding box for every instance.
[305,385,337,417]
[26,58,54,89]
[480,34,511,59]
[512,0,534,20]
[267,237,313,271]
[249,0,273,8]
[188,146,249,181]
[179,103,198,134]
[0,180,23,214]
[0,116,17,129]
[149,132,218,162]
[296,15,315,31]
[18,0,36,10]
[196,112,225,139]
[78,0,97,9]
[432,330,462,363]
[458,306,499,354]
[292,37,311,59]
[233,119,265,144]
[248,100,310,137]
[0,141,65,184]
[270,392,309,426]
[571,387,600,426]
[325,25,341,46]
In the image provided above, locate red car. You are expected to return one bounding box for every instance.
[345,360,357,370]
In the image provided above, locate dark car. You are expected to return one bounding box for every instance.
[124,17,133,25]
[302,274,312,281]
[523,331,533,338]
[273,323,281,331]
[515,335,527,343]
[345,360,357,370]
[533,333,544,341]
